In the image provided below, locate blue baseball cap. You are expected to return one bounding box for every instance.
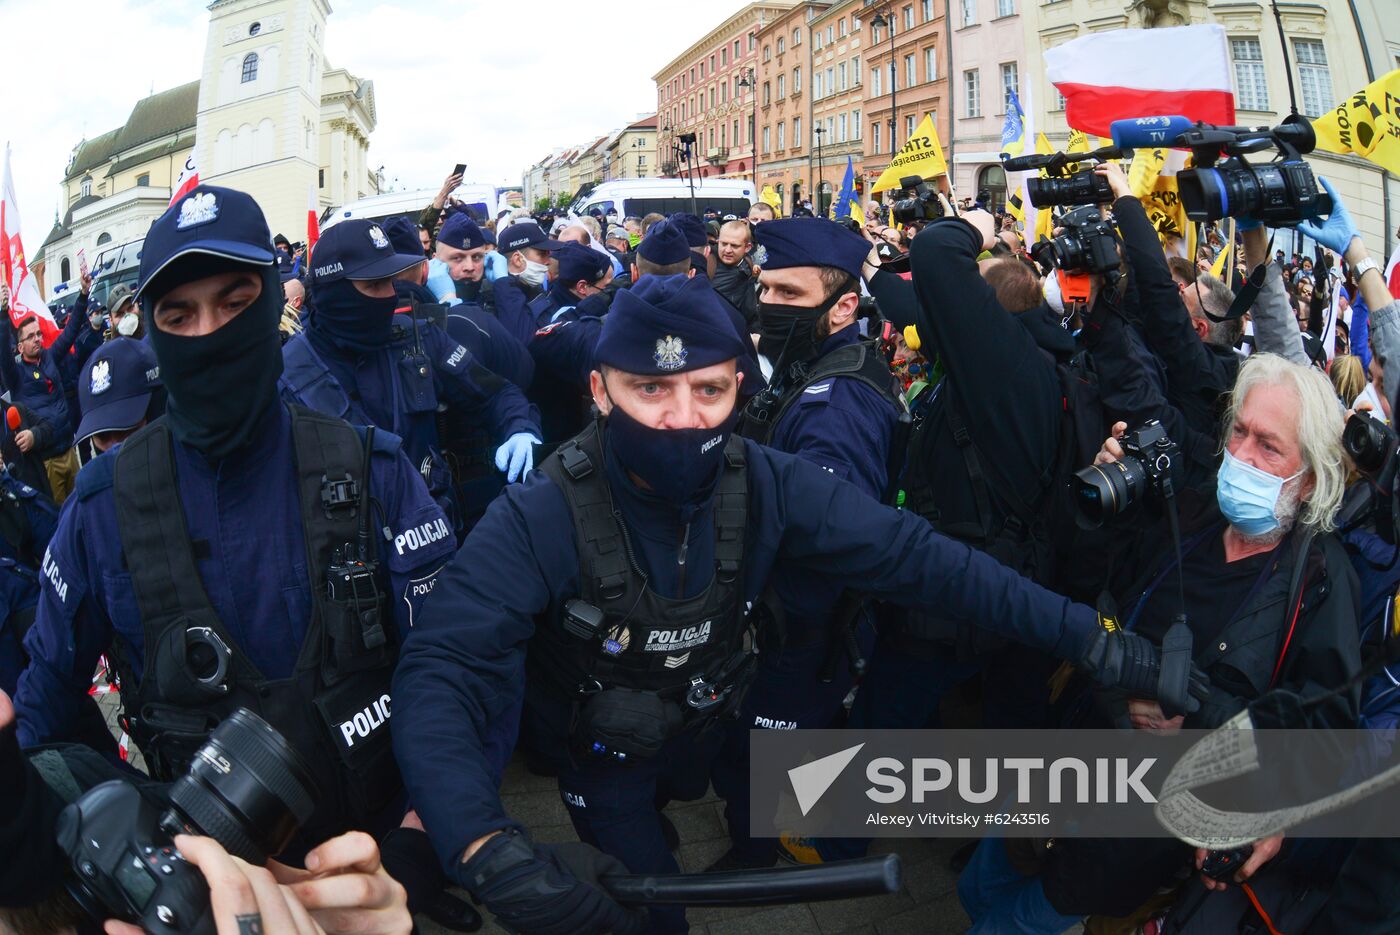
[594,274,750,376]
[554,243,612,287]
[137,185,276,300]
[754,217,869,279]
[668,212,708,248]
[437,212,487,251]
[76,337,162,445]
[309,219,425,284]
[498,222,565,255]
[382,215,425,257]
[637,220,689,266]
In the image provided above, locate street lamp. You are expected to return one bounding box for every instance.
[814,125,827,215]
[737,66,758,190]
[865,1,899,153]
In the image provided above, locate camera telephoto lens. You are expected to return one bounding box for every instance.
[165,708,320,865]
[1344,411,1398,475]
[1026,170,1114,209]
[1074,457,1147,526]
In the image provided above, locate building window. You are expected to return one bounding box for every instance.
[961,0,977,26]
[905,54,916,87]
[853,109,862,139]
[816,70,825,97]
[60,258,71,281]
[923,0,934,20]
[734,120,740,144]
[794,67,802,92]
[722,47,727,66]
[248,20,261,36]
[853,55,860,80]
[638,154,647,167]
[1000,62,1018,112]
[777,37,785,54]
[853,15,861,29]
[1295,39,1333,117]
[308,51,316,83]
[80,175,92,197]
[136,173,150,187]
[721,82,728,103]
[873,121,881,154]
[735,39,742,58]
[903,5,914,29]
[777,75,785,98]
[96,232,112,246]
[794,27,802,45]
[241,52,258,83]
[749,33,756,52]
[763,45,771,62]
[319,168,325,188]
[964,68,981,116]
[925,47,938,81]
[827,26,834,43]
[763,126,771,153]
[840,17,847,37]
[763,82,771,105]
[793,117,802,146]
[906,114,916,139]
[815,30,823,51]
[871,65,882,97]
[839,113,848,142]
[710,54,716,71]
[997,0,1014,15]
[827,67,835,93]
[838,62,847,90]
[778,122,786,149]
[1230,38,1269,111]
[710,128,716,148]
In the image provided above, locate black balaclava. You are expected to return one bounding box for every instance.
[142,256,284,460]
[756,275,853,370]
[310,279,397,353]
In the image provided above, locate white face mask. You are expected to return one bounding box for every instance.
[519,259,549,287]
[116,313,140,336]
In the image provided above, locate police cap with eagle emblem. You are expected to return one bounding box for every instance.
[436,212,488,252]
[635,220,689,266]
[753,216,870,278]
[594,274,749,376]
[137,185,277,302]
[75,337,162,446]
[554,243,612,288]
[308,218,426,285]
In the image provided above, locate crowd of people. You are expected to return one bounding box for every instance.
[0,135,1396,935]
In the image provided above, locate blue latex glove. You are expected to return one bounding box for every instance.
[426,258,462,307]
[495,432,540,482]
[1296,177,1360,256]
[484,250,508,282]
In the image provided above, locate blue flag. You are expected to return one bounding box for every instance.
[1002,89,1026,156]
[832,155,860,223]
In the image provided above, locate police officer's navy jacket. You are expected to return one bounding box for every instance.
[0,298,90,459]
[491,274,543,347]
[392,434,1101,871]
[14,403,455,747]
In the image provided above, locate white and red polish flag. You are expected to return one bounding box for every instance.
[1,146,59,342]
[170,151,199,205]
[1045,24,1235,138]
[307,183,320,251]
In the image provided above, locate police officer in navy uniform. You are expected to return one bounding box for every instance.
[528,242,614,329]
[72,337,164,462]
[12,185,458,875]
[709,218,907,871]
[493,222,566,346]
[391,272,1205,934]
[280,217,542,532]
[424,211,496,313]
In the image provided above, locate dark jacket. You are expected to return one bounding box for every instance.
[492,274,545,347]
[712,258,758,331]
[0,298,90,459]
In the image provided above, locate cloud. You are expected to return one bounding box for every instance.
[5,0,717,272]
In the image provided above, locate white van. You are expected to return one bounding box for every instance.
[572,178,756,221]
[324,184,509,229]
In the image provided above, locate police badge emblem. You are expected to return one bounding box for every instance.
[176,192,218,230]
[602,625,630,656]
[368,225,390,250]
[654,335,688,372]
[90,359,112,395]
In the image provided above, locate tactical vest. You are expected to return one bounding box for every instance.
[533,421,755,760]
[108,405,400,842]
[737,339,908,500]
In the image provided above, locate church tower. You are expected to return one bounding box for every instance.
[194,0,329,242]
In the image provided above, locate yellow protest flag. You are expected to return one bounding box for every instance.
[1033,134,1056,243]
[1067,129,1090,153]
[1128,147,1167,200]
[1312,68,1400,175]
[1138,150,1193,256]
[872,115,948,193]
[1209,221,1233,279]
[760,185,783,217]
[1006,187,1025,223]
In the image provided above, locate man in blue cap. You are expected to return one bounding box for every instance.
[668,212,711,278]
[492,222,565,345]
[73,337,163,460]
[704,216,909,871]
[11,186,466,895]
[527,241,614,329]
[280,217,541,531]
[426,211,495,312]
[392,268,1206,933]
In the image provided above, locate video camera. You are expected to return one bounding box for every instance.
[890,176,945,224]
[1110,115,1331,226]
[1028,204,1122,282]
[57,709,319,935]
[1002,145,1130,208]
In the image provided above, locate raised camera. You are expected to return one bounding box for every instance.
[1028,206,1122,280]
[57,709,319,935]
[890,175,944,224]
[1175,115,1332,226]
[1073,420,1179,525]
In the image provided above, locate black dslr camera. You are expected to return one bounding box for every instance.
[57,709,318,935]
[1074,420,1180,525]
[1028,205,1122,281]
[1002,144,1129,208]
[1174,115,1331,226]
[1342,410,1400,544]
[890,175,944,223]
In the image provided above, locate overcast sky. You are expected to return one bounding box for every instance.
[3,0,713,258]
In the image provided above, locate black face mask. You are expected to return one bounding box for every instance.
[756,277,853,369]
[310,279,397,353]
[144,262,284,461]
[604,398,738,508]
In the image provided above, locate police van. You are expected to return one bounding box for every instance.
[87,239,144,309]
[324,184,513,230]
[571,178,755,222]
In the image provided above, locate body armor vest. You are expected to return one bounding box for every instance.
[110,405,399,843]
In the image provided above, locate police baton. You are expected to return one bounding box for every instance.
[601,854,901,907]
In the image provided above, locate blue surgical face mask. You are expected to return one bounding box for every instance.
[1216,449,1303,536]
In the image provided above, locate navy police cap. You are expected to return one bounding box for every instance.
[554,243,612,287]
[437,212,487,251]
[498,222,565,255]
[309,219,425,285]
[753,217,869,279]
[667,212,708,248]
[636,220,689,266]
[594,274,749,376]
[382,215,425,257]
[137,185,276,300]
[76,337,161,445]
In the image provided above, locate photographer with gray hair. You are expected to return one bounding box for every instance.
[958,350,1361,933]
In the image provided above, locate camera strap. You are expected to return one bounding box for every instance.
[1204,230,1278,323]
